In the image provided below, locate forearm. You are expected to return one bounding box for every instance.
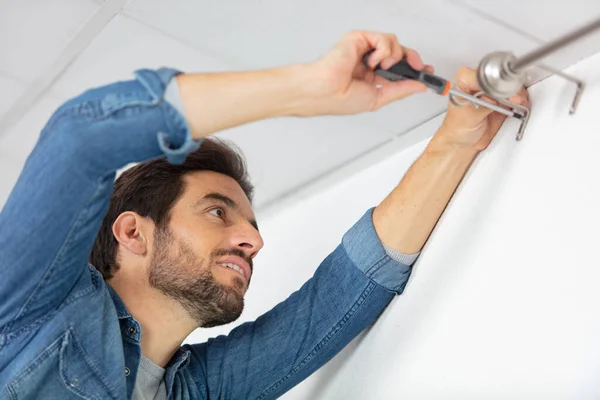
[176,64,315,139]
[373,130,479,254]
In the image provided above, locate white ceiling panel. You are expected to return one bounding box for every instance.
[49,14,234,99]
[457,0,600,70]
[459,0,599,40]
[47,15,395,208]
[0,0,101,83]
[123,0,541,136]
[0,75,25,119]
[123,0,537,76]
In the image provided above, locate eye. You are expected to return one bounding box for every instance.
[208,207,226,220]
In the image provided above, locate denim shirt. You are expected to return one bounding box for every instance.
[0,68,413,400]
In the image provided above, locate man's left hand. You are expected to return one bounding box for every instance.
[436,67,530,151]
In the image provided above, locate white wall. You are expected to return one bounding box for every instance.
[187,51,600,399]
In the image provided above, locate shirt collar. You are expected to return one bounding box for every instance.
[165,347,192,398]
[105,279,134,320]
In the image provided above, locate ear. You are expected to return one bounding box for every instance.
[112,212,148,256]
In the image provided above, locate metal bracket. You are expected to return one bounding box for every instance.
[535,63,585,114]
[496,97,530,141]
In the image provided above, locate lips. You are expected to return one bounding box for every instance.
[216,256,251,281]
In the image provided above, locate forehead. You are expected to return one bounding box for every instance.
[177,170,254,214]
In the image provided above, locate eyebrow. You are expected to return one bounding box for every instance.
[197,192,259,232]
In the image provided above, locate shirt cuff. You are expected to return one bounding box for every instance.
[342,208,414,294]
[134,68,202,164]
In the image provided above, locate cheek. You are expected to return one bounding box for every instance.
[166,230,214,274]
[170,220,221,257]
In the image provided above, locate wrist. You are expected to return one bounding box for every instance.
[276,62,325,118]
[427,130,480,160]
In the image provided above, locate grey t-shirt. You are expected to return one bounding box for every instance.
[132,355,167,400]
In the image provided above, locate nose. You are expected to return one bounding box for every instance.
[229,221,264,259]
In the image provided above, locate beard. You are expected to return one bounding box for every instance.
[148,226,246,328]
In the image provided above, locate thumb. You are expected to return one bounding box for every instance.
[375,80,426,109]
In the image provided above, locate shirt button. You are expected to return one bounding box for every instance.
[125,367,130,377]
[70,378,79,387]
[128,326,136,335]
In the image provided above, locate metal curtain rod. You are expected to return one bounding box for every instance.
[510,17,600,71]
[474,16,600,141]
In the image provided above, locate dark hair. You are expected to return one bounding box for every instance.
[89,138,253,279]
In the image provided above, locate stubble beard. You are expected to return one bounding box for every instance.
[148,226,245,328]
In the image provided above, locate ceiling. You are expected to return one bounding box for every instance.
[1,0,599,213]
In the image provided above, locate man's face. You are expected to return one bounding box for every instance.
[147,171,263,328]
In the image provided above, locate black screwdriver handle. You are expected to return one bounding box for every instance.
[362,50,450,95]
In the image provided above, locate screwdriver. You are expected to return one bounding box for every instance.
[363,50,524,119]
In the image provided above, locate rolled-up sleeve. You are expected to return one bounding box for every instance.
[342,208,415,294]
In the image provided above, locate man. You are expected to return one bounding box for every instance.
[0,31,527,400]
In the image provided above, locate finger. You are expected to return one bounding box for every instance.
[452,66,495,118]
[368,35,392,69]
[376,80,427,108]
[361,32,396,69]
[380,35,404,70]
[403,47,425,71]
[453,66,481,94]
[508,87,530,108]
[424,64,434,74]
[517,86,529,101]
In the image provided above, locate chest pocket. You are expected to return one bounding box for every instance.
[5,329,119,400]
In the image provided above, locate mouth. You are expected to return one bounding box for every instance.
[216,256,251,281]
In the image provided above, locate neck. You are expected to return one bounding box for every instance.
[108,276,197,368]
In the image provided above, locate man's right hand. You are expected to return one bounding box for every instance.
[177,30,431,139]
[300,30,433,116]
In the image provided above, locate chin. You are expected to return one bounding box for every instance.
[204,286,245,328]
[229,276,247,294]
[215,270,247,293]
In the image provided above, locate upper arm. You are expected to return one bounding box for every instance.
[187,209,412,399]
[0,68,199,333]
